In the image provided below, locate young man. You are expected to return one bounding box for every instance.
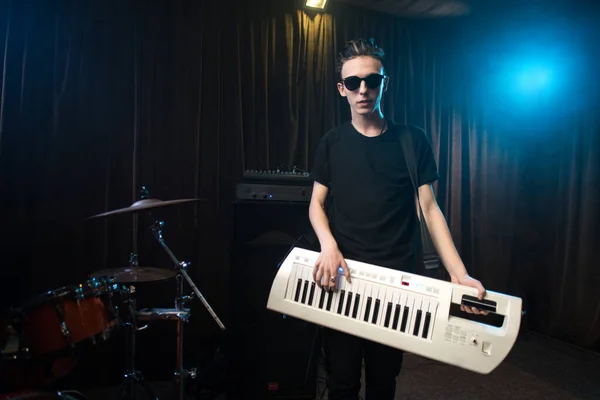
[308,38,488,399]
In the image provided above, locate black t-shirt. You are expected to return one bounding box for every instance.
[310,120,439,273]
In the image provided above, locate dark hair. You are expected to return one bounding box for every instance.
[336,38,386,78]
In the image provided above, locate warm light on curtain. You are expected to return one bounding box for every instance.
[306,0,328,10]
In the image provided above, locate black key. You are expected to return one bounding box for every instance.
[392,305,401,330]
[301,281,309,304]
[461,295,497,313]
[400,306,409,332]
[413,310,422,336]
[372,299,380,324]
[308,282,316,305]
[294,279,302,302]
[319,290,326,309]
[384,302,393,328]
[326,291,333,311]
[364,297,372,322]
[422,312,432,339]
[352,294,361,318]
[345,293,353,316]
[337,290,346,314]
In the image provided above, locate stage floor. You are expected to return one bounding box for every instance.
[20,330,600,400]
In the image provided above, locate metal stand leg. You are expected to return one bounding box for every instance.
[116,189,158,400]
[116,287,158,400]
[174,274,184,400]
[57,390,92,399]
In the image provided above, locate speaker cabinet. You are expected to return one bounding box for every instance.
[227,201,319,399]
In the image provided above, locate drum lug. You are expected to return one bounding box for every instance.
[179,293,195,304]
[61,321,72,342]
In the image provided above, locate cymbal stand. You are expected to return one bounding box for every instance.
[127,186,149,273]
[116,286,158,400]
[150,220,226,400]
[117,186,157,400]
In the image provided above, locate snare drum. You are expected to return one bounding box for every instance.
[14,276,126,358]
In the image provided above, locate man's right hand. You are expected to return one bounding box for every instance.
[313,244,352,291]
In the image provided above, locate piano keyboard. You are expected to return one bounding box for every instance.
[266,247,523,375]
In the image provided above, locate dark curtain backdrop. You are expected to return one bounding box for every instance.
[0,0,598,356]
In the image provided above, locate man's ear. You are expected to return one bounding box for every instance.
[337,82,347,97]
[383,76,390,92]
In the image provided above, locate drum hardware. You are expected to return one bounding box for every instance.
[86,198,204,219]
[136,308,191,323]
[56,390,89,399]
[116,285,157,400]
[88,266,176,284]
[12,276,125,359]
[149,219,226,400]
[1,321,26,361]
[86,189,190,399]
[1,281,122,394]
[52,304,72,346]
[87,190,195,284]
[86,188,224,400]
[88,225,176,284]
[0,192,215,398]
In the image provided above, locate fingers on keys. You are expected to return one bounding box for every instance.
[328,274,337,290]
[315,269,337,291]
[341,259,352,283]
[313,265,323,287]
[313,265,332,290]
[323,271,332,290]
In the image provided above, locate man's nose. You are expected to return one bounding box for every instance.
[359,80,368,94]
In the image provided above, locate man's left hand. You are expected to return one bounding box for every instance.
[452,274,489,315]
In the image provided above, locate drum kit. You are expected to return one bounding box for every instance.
[0,188,226,400]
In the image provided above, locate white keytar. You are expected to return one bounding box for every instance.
[266,247,523,375]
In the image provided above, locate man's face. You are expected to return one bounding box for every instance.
[337,56,388,116]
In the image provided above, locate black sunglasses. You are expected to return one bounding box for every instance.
[341,73,386,91]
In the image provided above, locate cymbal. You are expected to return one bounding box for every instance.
[88,198,203,219]
[89,266,177,283]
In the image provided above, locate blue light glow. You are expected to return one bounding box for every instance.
[516,66,551,93]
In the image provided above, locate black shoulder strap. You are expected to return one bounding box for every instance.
[397,125,441,272]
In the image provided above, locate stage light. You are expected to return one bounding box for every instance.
[306,0,328,10]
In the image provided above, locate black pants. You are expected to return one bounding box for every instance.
[322,327,404,400]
